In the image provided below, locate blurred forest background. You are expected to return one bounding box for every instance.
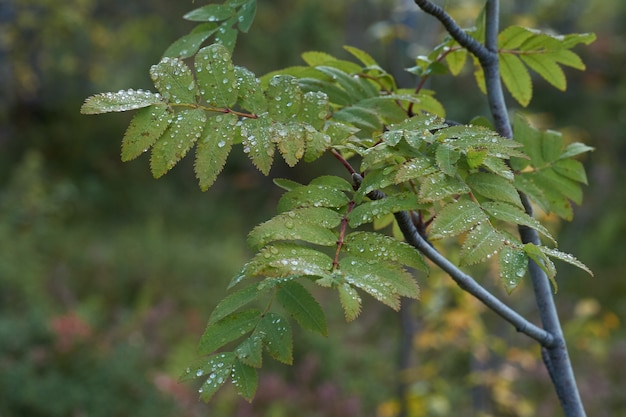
[1,0,624,416]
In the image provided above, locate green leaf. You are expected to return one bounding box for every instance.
[344,231,428,272]
[310,175,353,191]
[235,66,267,114]
[553,158,588,184]
[466,172,523,208]
[121,105,172,161]
[498,26,534,49]
[520,54,566,90]
[512,114,543,170]
[266,75,303,122]
[199,309,261,355]
[191,353,236,402]
[273,178,303,192]
[430,198,488,240]
[541,129,564,164]
[150,108,206,178]
[459,223,505,266]
[418,172,470,203]
[514,173,573,220]
[348,193,422,228]
[551,49,585,70]
[184,3,233,21]
[247,208,340,249]
[338,283,362,322]
[482,156,515,180]
[343,45,377,67]
[215,19,239,52]
[304,128,331,162]
[208,285,261,325]
[236,0,257,33]
[150,57,198,104]
[273,123,306,167]
[538,246,593,276]
[195,44,238,107]
[163,23,217,59]
[240,115,274,175]
[355,168,396,201]
[500,53,532,107]
[559,142,594,159]
[234,333,264,368]
[298,78,352,107]
[315,66,377,101]
[298,91,330,130]
[523,243,557,286]
[81,89,164,114]
[195,113,237,190]
[332,106,383,133]
[339,257,419,310]
[499,245,528,293]
[394,156,438,183]
[276,281,328,335]
[238,244,334,281]
[258,313,293,364]
[231,359,258,402]
[277,183,350,212]
[481,201,556,244]
[445,48,468,76]
[301,50,338,67]
[436,144,461,176]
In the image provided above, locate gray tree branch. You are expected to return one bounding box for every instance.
[412,1,587,415]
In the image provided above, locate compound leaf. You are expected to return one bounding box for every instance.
[150,108,206,178]
[121,105,172,161]
[195,113,237,191]
[276,281,327,336]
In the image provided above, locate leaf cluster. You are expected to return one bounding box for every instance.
[81,0,596,405]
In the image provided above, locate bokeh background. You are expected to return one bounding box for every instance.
[1,0,624,416]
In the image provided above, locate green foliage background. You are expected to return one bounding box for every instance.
[1,0,624,416]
